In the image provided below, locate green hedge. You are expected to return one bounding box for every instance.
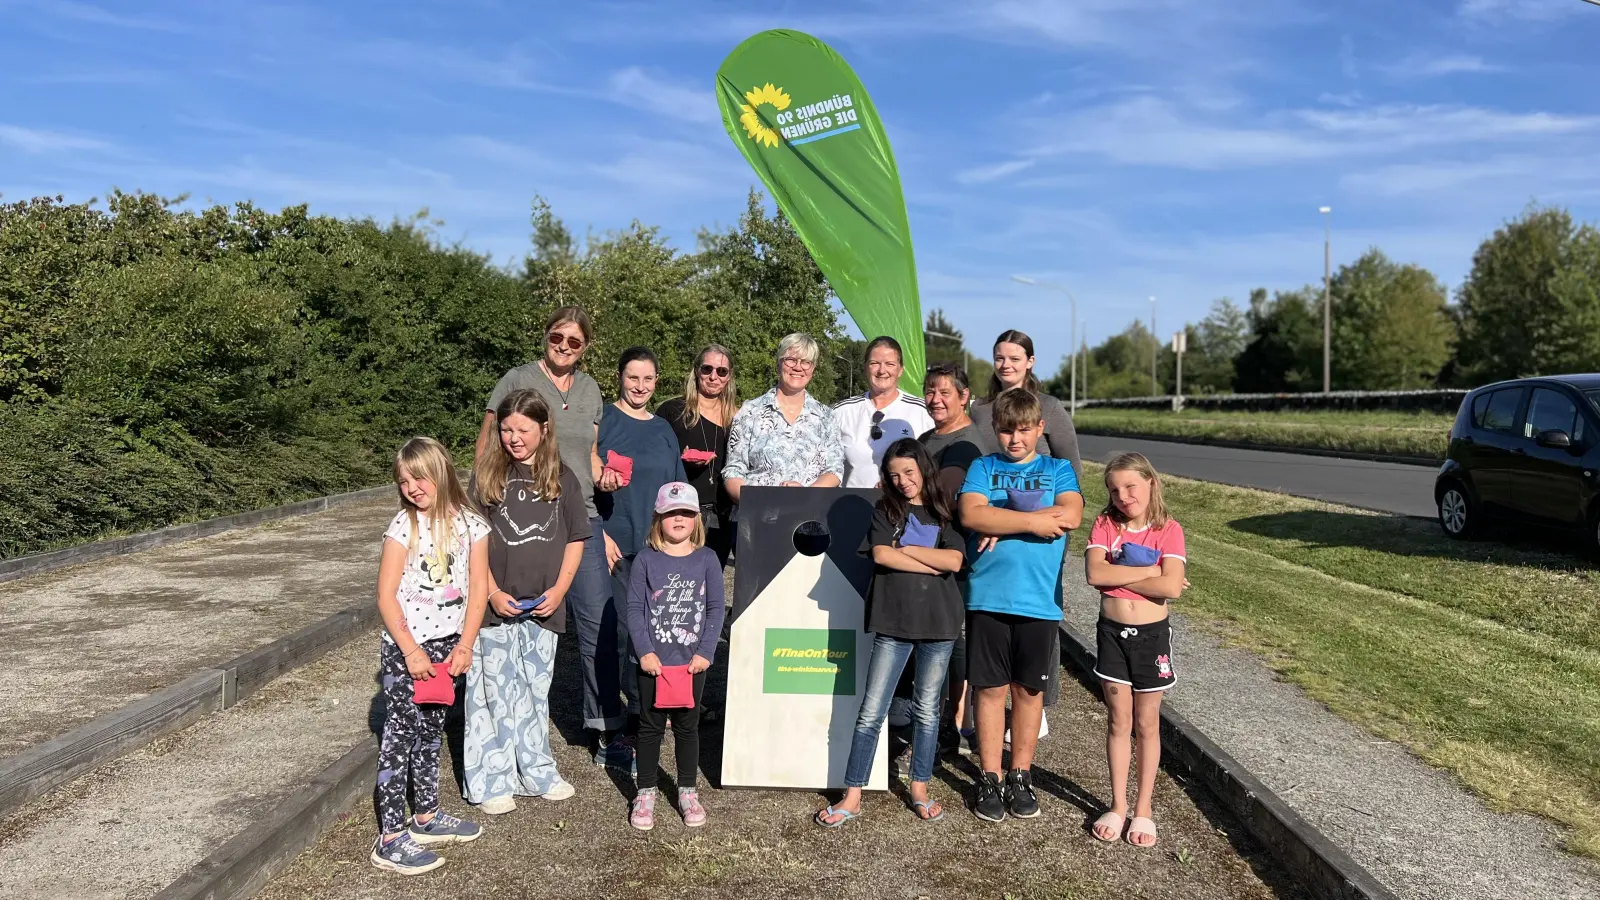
[0,190,842,557]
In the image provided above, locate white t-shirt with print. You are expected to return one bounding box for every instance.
[383,508,490,644]
[834,390,935,488]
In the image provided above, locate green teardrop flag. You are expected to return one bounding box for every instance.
[716,29,923,393]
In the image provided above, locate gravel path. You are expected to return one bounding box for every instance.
[0,498,393,756]
[0,632,385,900]
[1061,555,1600,900]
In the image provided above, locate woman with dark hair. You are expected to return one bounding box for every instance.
[967,329,1083,733]
[834,335,933,489]
[478,307,635,770]
[655,345,736,569]
[595,346,685,765]
[815,439,964,827]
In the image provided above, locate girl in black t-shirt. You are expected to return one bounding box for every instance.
[815,439,965,827]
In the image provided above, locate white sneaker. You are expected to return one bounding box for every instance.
[477,795,517,815]
[1003,711,1049,750]
[540,778,575,802]
[888,697,913,728]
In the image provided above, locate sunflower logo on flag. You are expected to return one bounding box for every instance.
[739,83,791,148]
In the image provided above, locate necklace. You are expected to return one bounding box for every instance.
[539,360,574,410]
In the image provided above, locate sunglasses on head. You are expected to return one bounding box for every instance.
[870,410,885,441]
[699,364,730,378]
[547,332,585,352]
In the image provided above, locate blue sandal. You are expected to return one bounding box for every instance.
[814,805,860,828]
[910,799,944,822]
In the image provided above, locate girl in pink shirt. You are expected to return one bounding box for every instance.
[1084,452,1188,849]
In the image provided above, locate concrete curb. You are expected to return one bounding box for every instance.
[1074,428,1442,468]
[153,738,378,900]
[1058,620,1399,900]
[0,602,379,819]
[0,484,393,584]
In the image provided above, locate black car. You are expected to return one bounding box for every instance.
[1435,374,1600,554]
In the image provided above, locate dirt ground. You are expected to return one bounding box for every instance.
[260,634,1304,900]
[0,499,393,756]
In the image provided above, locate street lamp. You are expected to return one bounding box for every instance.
[924,327,975,380]
[1010,275,1080,411]
[1320,206,1331,394]
[1148,296,1158,396]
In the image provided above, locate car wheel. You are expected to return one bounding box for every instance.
[1438,484,1475,539]
[1590,508,1600,561]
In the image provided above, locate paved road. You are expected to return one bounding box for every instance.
[1077,434,1439,518]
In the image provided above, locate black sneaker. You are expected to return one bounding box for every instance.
[973,771,1006,822]
[1004,768,1041,819]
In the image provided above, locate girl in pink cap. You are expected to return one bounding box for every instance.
[624,481,727,830]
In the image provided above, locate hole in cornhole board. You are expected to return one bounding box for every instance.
[793,520,830,556]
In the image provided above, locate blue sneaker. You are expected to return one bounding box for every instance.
[408,810,482,845]
[593,734,637,775]
[370,833,444,875]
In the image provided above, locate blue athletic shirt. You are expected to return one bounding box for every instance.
[959,453,1081,621]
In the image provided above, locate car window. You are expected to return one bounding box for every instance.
[1587,390,1600,416]
[1480,388,1524,435]
[1471,392,1492,428]
[1525,388,1578,439]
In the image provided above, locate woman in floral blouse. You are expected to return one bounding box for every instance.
[722,332,845,516]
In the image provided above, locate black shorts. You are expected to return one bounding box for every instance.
[966,611,1058,690]
[1095,616,1175,692]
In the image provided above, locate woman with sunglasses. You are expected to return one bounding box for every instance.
[655,345,737,569]
[833,336,934,490]
[723,332,844,514]
[478,306,638,775]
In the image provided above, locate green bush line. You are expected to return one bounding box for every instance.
[0,190,844,558]
[1072,408,1451,460]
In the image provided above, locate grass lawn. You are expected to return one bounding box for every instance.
[1073,465,1600,858]
[1072,407,1455,460]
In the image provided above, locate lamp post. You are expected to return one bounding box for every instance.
[1320,205,1332,394]
[924,328,974,379]
[1011,275,1079,411]
[1148,296,1158,396]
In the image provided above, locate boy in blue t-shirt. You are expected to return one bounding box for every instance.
[958,388,1083,823]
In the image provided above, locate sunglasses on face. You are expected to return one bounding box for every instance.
[870,410,885,441]
[699,364,730,378]
[547,332,585,352]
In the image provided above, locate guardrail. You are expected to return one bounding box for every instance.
[1069,388,1468,414]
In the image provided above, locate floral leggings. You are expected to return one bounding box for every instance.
[376,635,457,835]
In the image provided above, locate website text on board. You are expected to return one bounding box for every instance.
[739,83,861,148]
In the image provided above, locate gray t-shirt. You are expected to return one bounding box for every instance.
[488,363,604,518]
[471,464,591,634]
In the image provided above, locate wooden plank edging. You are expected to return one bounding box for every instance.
[152,739,379,900]
[0,484,395,584]
[1059,620,1399,900]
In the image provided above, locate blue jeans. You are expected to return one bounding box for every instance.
[843,635,955,788]
[571,516,636,731]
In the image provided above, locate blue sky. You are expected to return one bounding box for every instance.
[4,0,1599,373]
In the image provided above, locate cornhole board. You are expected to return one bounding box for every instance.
[722,486,888,791]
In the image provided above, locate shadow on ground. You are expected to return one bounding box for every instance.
[1227,508,1595,569]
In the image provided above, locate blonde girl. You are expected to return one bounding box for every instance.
[623,482,726,830]
[1083,453,1188,848]
[371,437,490,875]
[465,389,590,814]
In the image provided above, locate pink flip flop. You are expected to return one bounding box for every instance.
[1092,810,1125,843]
[1126,816,1158,848]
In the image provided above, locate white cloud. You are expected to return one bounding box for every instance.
[607,67,718,124]
[1458,0,1582,21]
[25,0,188,32]
[955,159,1037,185]
[1379,53,1504,77]
[0,125,113,154]
[1298,104,1597,141]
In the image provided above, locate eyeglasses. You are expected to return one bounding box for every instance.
[547,332,585,352]
[870,410,884,441]
[780,357,816,371]
[699,364,730,378]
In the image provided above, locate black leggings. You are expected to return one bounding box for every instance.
[635,668,706,790]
